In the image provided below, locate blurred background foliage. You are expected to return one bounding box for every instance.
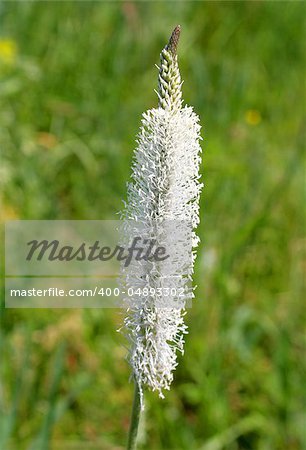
[0,1,305,449]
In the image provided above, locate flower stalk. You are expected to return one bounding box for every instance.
[126,382,141,450]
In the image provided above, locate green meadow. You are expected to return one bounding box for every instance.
[0,2,305,449]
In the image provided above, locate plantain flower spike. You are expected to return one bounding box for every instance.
[121,26,203,408]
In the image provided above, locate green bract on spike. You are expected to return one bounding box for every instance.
[158,25,183,112]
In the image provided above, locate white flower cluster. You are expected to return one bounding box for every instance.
[121,26,203,406]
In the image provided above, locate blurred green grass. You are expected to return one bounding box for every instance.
[0,2,305,449]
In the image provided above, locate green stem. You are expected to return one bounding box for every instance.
[127,382,142,450]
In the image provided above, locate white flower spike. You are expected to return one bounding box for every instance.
[122,26,203,409]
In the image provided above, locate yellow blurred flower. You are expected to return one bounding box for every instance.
[36,132,58,149]
[245,109,262,126]
[0,39,17,65]
[0,201,19,221]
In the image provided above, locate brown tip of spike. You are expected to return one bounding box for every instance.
[166,25,181,56]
